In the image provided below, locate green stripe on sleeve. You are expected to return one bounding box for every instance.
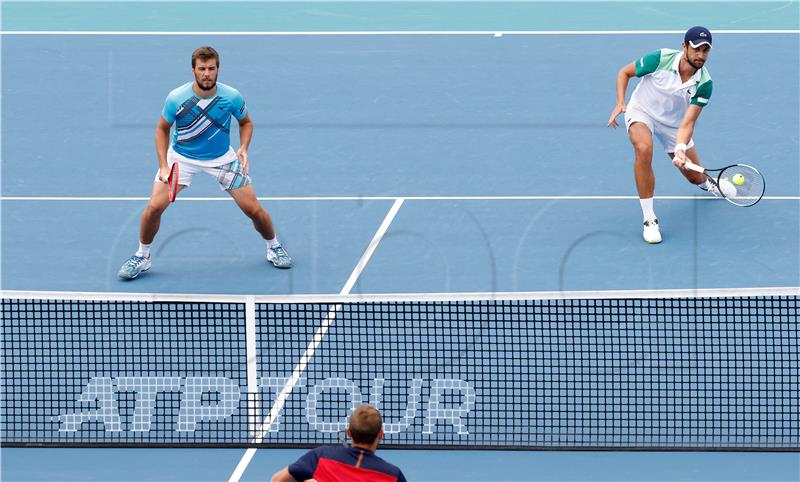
[691,79,713,107]
[635,50,661,77]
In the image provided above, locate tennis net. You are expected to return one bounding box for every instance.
[2,289,798,450]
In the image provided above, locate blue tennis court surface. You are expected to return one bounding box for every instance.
[2,1,799,481]
[3,33,798,293]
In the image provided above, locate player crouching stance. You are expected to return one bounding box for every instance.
[118,46,291,279]
[608,26,718,244]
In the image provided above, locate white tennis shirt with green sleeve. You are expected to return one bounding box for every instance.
[628,49,713,128]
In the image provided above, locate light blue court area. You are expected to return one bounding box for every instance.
[2,2,799,482]
[1,199,396,293]
[355,198,800,293]
[2,1,799,31]
[2,448,799,482]
[3,197,797,293]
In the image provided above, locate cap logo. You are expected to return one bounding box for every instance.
[699,32,707,37]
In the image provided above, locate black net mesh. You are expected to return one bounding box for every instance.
[2,295,798,449]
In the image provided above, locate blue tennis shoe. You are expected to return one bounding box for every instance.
[117,254,151,280]
[267,245,293,269]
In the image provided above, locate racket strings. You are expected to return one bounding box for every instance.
[719,165,765,207]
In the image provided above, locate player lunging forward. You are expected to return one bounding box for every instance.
[118,46,292,279]
[608,26,718,244]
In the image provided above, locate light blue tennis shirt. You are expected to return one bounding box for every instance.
[161,82,247,160]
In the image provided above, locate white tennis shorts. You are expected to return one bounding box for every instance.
[154,147,251,191]
[625,105,695,154]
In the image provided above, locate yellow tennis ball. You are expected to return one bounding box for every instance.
[732,173,745,186]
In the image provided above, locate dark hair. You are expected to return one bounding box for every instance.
[191,46,220,68]
[348,405,382,445]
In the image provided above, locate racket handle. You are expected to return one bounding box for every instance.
[682,161,705,173]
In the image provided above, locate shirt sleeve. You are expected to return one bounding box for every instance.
[634,50,661,77]
[397,470,408,482]
[287,448,320,482]
[691,79,713,107]
[160,93,179,123]
[229,90,248,121]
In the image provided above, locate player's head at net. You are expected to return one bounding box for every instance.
[272,404,405,481]
[347,404,384,450]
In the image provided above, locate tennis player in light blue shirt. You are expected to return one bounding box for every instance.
[118,46,292,279]
[162,81,247,160]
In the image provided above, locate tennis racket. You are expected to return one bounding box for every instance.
[683,161,765,207]
[167,162,180,203]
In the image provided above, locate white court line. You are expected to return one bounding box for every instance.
[227,198,405,482]
[244,296,259,439]
[339,198,405,294]
[2,30,798,35]
[2,286,798,302]
[2,195,799,201]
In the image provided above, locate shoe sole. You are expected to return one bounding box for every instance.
[266,255,292,269]
[643,235,662,244]
[118,264,151,280]
[643,231,662,243]
[643,224,661,244]
[268,260,292,269]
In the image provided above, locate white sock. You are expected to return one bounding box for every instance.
[265,237,280,248]
[136,243,151,258]
[639,198,656,221]
[699,179,711,190]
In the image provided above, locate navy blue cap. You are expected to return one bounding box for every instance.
[685,26,712,48]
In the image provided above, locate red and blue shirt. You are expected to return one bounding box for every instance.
[288,446,407,482]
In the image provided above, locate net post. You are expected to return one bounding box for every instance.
[244,296,259,441]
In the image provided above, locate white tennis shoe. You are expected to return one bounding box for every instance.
[267,245,293,269]
[643,219,662,244]
[700,181,721,197]
[117,254,151,279]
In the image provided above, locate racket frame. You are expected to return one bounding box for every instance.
[167,162,180,203]
[683,161,765,207]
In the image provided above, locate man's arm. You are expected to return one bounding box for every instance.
[236,113,253,171]
[608,62,636,128]
[270,467,298,482]
[671,104,703,167]
[155,116,172,182]
[272,448,318,482]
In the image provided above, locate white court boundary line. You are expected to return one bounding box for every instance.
[226,197,404,482]
[2,286,798,302]
[2,195,799,201]
[244,296,259,440]
[1,30,799,35]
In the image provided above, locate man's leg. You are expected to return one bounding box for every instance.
[140,181,178,244]
[630,122,655,199]
[228,185,292,268]
[628,122,661,244]
[118,181,179,279]
[227,184,276,239]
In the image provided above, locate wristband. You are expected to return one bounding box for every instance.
[674,143,688,153]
